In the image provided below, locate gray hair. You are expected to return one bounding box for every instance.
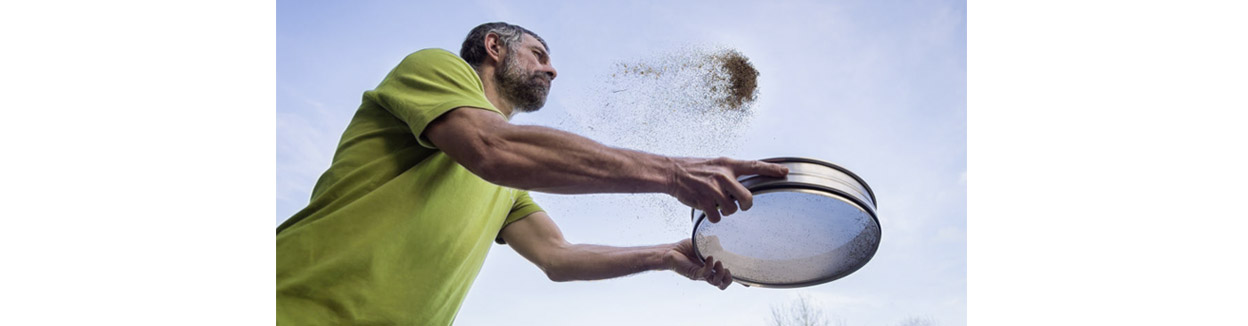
[459,22,549,69]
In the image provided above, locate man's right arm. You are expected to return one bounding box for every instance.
[424,107,788,222]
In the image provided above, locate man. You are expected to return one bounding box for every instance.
[276,22,789,325]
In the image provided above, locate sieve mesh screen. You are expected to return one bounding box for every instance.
[694,190,879,286]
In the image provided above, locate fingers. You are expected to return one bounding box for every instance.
[699,258,721,282]
[698,256,717,280]
[709,260,723,286]
[719,159,787,216]
[712,179,737,216]
[710,260,723,283]
[711,265,731,290]
[705,259,732,290]
[733,159,789,178]
[683,157,789,222]
[709,174,741,220]
[701,202,721,223]
[718,268,733,290]
[687,256,732,290]
[724,176,753,211]
[699,178,746,222]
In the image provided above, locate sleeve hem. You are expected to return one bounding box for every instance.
[495,209,544,245]
[413,103,506,149]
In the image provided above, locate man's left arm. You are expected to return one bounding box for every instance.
[501,212,733,290]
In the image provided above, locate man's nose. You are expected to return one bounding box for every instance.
[542,65,558,81]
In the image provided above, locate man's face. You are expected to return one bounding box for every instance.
[495,34,557,113]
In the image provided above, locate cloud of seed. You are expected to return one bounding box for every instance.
[552,45,762,228]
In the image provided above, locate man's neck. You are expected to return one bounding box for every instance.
[475,67,515,118]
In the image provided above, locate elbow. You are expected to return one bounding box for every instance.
[544,268,573,282]
[538,251,575,282]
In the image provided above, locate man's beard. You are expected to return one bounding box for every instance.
[495,52,551,113]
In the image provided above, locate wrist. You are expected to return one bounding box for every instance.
[650,243,677,271]
[659,156,684,196]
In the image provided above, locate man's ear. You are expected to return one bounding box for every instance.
[483,33,506,65]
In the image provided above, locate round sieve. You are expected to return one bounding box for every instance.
[691,157,880,288]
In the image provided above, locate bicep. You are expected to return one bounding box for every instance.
[499,211,569,268]
[424,107,513,178]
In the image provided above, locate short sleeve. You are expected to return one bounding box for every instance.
[365,48,505,149]
[495,190,544,244]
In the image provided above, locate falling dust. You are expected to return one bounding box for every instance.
[553,45,763,230]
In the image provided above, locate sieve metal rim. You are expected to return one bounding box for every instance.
[688,157,881,288]
[689,157,878,222]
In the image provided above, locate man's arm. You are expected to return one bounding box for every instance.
[425,107,788,222]
[501,211,733,290]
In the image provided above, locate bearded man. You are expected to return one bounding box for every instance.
[276,22,788,325]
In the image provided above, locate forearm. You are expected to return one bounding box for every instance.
[479,124,680,194]
[543,242,675,282]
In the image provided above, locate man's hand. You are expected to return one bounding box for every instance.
[664,238,733,290]
[668,157,789,223]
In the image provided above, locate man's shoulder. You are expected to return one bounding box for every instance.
[387,48,479,87]
[402,48,469,68]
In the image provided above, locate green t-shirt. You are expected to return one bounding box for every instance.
[277,49,543,325]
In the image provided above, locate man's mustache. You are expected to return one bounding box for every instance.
[532,74,552,86]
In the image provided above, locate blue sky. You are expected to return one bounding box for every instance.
[277,1,965,325]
